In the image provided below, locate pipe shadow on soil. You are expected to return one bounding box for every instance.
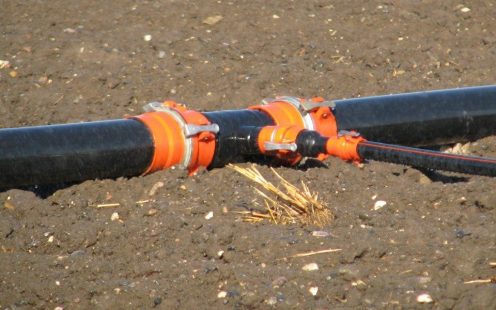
[0,162,469,199]
[1,182,78,199]
[414,168,469,183]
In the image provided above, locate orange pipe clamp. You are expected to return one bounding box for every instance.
[249,96,337,136]
[250,96,337,161]
[132,110,185,174]
[133,101,218,175]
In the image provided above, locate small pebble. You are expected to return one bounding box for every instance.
[272,276,288,287]
[227,290,240,297]
[416,293,433,303]
[312,231,330,237]
[48,236,54,243]
[309,286,319,296]
[217,250,224,258]
[0,60,10,69]
[146,208,158,216]
[4,201,14,210]
[144,34,152,41]
[272,14,280,19]
[54,307,64,310]
[203,15,223,25]
[70,249,85,257]
[339,265,360,278]
[217,291,227,298]
[110,212,120,221]
[158,51,166,58]
[455,228,471,238]
[38,76,50,84]
[205,211,214,220]
[9,71,17,78]
[460,7,471,13]
[374,200,387,210]
[352,279,367,290]
[153,297,162,307]
[302,263,319,271]
[266,296,277,305]
[276,292,285,302]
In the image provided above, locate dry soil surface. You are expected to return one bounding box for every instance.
[1,1,496,309]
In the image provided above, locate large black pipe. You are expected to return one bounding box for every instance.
[1,86,495,190]
[0,119,154,189]
[333,85,496,146]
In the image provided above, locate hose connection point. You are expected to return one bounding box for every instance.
[257,125,303,165]
[135,101,218,175]
[326,130,366,162]
[250,96,337,160]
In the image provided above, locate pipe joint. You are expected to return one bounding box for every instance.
[135,101,218,175]
[257,125,304,165]
[250,97,337,161]
[326,131,366,162]
[250,97,337,135]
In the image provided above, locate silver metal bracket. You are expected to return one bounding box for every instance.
[260,98,275,105]
[143,102,219,137]
[274,96,304,111]
[265,96,335,114]
[299,100,336,112]
[338,130,361,137]
[185,124,219,137]
[264,142,298,152]
[260,96,335,131]
[143,101,169,112]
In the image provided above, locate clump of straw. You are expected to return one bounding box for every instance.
[229,164,333,227]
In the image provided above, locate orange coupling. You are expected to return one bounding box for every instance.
[133,101,218,175]
[257,125,304,165]
[249,96,337,160]
[249,96,337,137]
[326,131,366,162]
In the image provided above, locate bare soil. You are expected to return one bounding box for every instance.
[1,1,496,309]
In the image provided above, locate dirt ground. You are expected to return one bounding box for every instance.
[1,0,496,309]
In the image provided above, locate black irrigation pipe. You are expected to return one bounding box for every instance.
[0,85,495,189]
[333,85,496,146]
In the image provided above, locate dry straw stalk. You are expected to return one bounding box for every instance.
[229,164,333,227]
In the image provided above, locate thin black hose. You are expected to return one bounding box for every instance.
[357,141,496,176]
